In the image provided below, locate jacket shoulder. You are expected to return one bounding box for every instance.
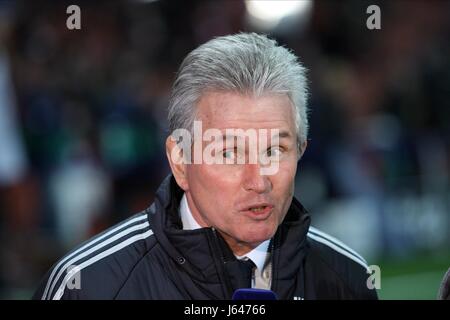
[306,226,378,300]
[33,209,157,300]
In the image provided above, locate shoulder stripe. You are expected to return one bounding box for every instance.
[307,229,368,270]
[52,228,154,300]
[42,213,148,300]
[46,221,150,300]
[307,233,368,270]
[308,226,367,263]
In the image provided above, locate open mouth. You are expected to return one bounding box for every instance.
[242,204,274,219]
[249,205,269,212]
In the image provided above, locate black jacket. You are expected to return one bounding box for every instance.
[33,175,378,300]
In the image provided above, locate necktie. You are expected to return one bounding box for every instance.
[237,259,256,288]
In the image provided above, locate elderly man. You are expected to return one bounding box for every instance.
[33,33,377,300]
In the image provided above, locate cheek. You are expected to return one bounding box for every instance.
[187,165,238,206]
[274,160,297,188]
[272,161,297,208]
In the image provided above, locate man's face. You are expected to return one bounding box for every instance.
[169,91,303,253]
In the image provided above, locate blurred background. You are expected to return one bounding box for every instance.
[0,0,449,299]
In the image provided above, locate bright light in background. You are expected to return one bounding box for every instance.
[245,0,313,31]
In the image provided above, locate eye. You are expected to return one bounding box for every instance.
[267,146,282,158]
[222,149,236,159]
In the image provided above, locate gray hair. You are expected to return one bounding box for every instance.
[168,32,309,146]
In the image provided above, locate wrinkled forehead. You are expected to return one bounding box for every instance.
[195,91,297,134]
[211,129,294,145]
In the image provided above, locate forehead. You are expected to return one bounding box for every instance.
[196,91,296,134]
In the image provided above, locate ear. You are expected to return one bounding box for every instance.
[165,135,189,191]
[298,140,308,160]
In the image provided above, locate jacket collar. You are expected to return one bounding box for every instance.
[150,174,311,298]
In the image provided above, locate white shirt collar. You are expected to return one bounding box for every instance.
[179,192,203,230]
[234,241,270,271]
[179,193,270,271]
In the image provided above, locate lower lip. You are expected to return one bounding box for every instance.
[242,206,273,220]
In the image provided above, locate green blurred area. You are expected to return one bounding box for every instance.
[377,251,450,300]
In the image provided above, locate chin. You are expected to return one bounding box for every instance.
[240,226,276,244]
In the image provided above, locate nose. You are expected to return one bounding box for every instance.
[242,164,272,193]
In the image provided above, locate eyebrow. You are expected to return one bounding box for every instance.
[274,130,293,140]
[218,130,294,142]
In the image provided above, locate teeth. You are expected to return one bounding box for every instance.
[250,206,265,212]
